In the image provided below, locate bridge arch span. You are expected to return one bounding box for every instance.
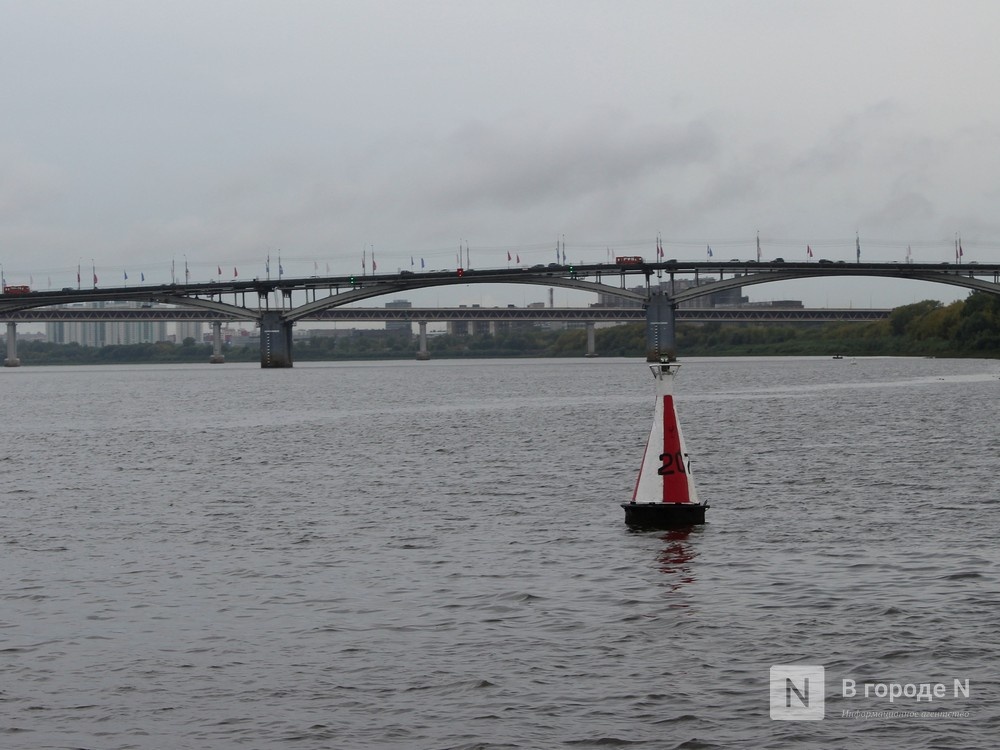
[0,289,260,322]
[150,295,260,321]
[283,275,646,323]
[670,268,1000,305]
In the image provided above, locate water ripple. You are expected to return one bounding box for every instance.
[0,358,997,748]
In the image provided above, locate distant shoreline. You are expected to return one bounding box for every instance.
[7,296,1000,364]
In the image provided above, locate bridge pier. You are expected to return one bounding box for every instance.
[4,322,20,367]
[416,321,430,360]
[585,321,597,357]
[260,311,294,368]
[209,321,225,364]
[645,292,677,362]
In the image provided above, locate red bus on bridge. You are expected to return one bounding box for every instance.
[615,256,644,265]
[2,285,31,295]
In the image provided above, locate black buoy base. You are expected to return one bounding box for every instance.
[621,502,708,528]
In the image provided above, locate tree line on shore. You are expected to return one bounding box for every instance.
[9,292,1000,365]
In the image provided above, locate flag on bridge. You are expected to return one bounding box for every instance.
[218,265,222,276]
[756,233,761,261]
[516,254,520,264]
[233,267,238,278]
[410,256,414,267]
[856,233,861,262]
[807,245,813,258]
[421,258,425,269]
[707,245,713,258]
[507,251,512,262]
[958,239,964,261]
[141,272,145,282]
[123,270,128,281]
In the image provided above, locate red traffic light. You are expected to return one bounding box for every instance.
[456,268,464,277]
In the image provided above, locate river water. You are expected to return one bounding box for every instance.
[1,356,998,749]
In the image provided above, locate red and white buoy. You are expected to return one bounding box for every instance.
[622,361,708,527]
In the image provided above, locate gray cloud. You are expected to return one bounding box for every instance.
[0,150,66,220]
[3,1,1000,306]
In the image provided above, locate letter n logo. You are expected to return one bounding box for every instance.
[770,665,825,720]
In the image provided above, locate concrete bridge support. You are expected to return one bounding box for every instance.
[585,321,597,357]
[260,311,294,368]
[416,321,430,360]
[4,322,20,367]
[645,292,677,362]
[209,321,225,364]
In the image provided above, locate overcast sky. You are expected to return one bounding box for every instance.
[2,0,998,307]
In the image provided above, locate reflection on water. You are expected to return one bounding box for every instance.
[657,527,698,577]
[634,526,701,595]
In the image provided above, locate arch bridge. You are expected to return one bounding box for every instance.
[2,260,998,366]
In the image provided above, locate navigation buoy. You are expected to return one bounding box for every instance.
[622,360,708,527]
